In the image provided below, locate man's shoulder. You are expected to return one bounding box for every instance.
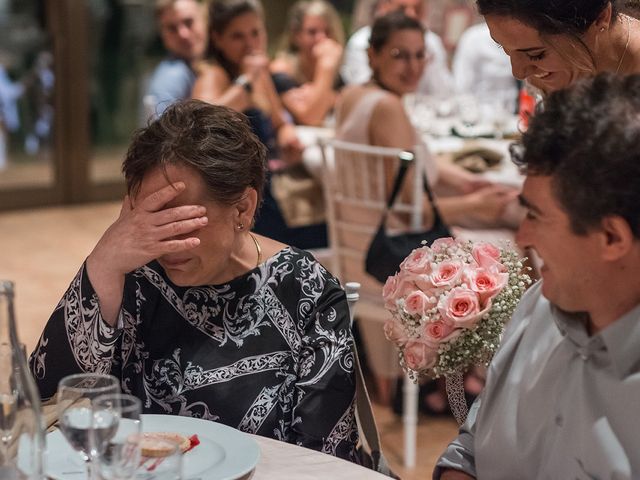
[150,57,192,79]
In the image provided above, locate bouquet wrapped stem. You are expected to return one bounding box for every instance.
[383,238,531,424]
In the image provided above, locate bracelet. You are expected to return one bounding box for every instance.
[234,74,252,93]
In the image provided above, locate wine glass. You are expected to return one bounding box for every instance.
[56,373,120,477]
[92,393,142,480]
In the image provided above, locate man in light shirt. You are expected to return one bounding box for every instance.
[145,0,207,117]
[435,74,640,479]
[341,0,453,96]
[452,21,518,100]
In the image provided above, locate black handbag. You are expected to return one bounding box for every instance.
[365,151,452,283]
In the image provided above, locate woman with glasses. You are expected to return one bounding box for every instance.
[335,11,519,413]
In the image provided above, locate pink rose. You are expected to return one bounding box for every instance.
[430,237,456,252]
[403,340,438,371]
[438,287,484,328]
[382,274,401,310]
[383,319,409,346]
[465,267,508,304]
[400,247,432,274]
[403,290,434,316]
[422,320,462,347]
[430,260,463,288]
[471,242,503,270]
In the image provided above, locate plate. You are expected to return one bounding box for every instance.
[45,414,260,480]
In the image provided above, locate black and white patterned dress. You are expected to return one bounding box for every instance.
[30,247,359,461]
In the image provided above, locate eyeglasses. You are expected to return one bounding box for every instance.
[389,48,431,63]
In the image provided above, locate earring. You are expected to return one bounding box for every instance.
[237,222,244,230]
[600,26,606,32]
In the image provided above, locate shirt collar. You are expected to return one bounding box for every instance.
[553,302,640,379]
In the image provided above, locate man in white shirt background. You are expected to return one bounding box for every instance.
[341,0,454,97]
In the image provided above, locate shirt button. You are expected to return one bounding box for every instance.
[580,353,589,361]
[555,415,563,426]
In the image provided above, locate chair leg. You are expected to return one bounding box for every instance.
[403,374,418,468]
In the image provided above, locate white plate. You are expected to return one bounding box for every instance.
[45,414,260,480]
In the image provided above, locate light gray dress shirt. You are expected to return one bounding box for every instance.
[434,281,640,480]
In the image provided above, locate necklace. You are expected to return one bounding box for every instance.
[248,232,262,268]
[615,16,631,74]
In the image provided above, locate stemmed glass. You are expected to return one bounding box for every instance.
[92,393,142,480]
[56,373,120,478]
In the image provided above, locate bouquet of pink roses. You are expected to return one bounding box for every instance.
[382,237,531,382]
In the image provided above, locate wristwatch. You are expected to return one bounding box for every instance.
[234,74,252,93]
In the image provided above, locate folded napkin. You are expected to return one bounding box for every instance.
[452,144,503,173]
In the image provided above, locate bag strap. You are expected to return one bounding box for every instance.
[383,150,446,225]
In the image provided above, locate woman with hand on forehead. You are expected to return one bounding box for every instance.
[477,0,640,93]
[30,100,359,461]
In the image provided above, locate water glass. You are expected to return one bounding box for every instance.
[136,436,183,480]
[92,393,142,480]
[56,373,120,477]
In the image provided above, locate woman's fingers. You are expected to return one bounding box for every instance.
[154,215,209,241]
[151,204,207,226]
[140,182,186,212]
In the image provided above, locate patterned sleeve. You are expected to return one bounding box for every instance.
[290,265,359,462]
[29,262,123,400]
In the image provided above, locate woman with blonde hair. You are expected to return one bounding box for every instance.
[271,0,345,125]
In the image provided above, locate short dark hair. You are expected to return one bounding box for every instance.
[369,10,424,51]
[208,0,263,34]
[512,73,640,237]
[123,100,266,213]
[476,0,618,35]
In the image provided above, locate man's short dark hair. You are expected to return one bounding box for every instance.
[513,73,640,238]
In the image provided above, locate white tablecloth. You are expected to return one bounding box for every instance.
[243,435,390,480]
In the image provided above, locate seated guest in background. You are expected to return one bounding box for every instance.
[435,73,640,479]
[341,0,453,98]
[192,0,327,250]
[477,0,640,94]
[145,0,208,116]
[29,100,358,461]
[452,21,519,102]
[336,11,517,411]
[271,0,345,126]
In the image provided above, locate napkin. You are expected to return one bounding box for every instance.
[452,145,503,173]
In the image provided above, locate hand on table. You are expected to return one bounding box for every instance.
[466,185,519,224]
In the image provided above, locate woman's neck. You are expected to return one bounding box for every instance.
[618,15,640,74]
[369,77,401,97]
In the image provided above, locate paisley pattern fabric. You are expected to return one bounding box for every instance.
[30,247,359,461]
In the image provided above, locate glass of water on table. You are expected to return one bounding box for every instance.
[91,393,142,480]
[56,373,120,478]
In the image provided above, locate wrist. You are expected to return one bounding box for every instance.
[234,74,253,93]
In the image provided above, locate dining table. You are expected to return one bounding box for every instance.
[238,435,390,480]
[42,403,390,480]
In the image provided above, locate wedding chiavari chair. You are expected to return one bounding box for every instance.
[319,138,426,468]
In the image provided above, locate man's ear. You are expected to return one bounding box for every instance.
[600,215,634,261]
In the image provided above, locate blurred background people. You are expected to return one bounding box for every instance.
[271,0,345,127]
[452,21,519,102]
[0,60,24,169]
[341,0,454,98]
[145,0,208,117]
[193,0,328,250]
